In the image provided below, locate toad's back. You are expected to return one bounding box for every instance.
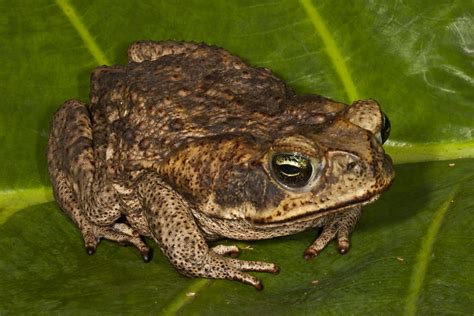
[88,42,346,168]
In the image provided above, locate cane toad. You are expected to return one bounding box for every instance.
[48,41,394,290]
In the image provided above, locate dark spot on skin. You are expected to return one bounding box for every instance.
[139,138,151,150]
[244,170,266,207]
[200,174,212,188]
[234,98,243,106]
[111,117,126,131]
[263,181,285,207]
[325,175,339,185]
[204,73,218,82]
[66,105,89,122]
[215,162,284,210]
[66,136,93,158]
[169,118,184,131]
[215,166,246,207]
[123,128,135,142]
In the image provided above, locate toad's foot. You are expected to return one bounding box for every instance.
[138,172,278,290]
[81,221,152,262]
[304,207,362,260]
[210,245,279,289]
[198,253,279,290]
[51,171,152,261]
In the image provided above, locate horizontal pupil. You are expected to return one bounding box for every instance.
[271,153,314,188]
[280,164,301,176]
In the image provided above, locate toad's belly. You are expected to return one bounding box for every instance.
[190,207,360,241]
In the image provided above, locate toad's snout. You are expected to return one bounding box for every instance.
[378,153,395,191]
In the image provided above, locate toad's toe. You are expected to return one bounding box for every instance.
[226,257,279,274]
[211,244,240,257]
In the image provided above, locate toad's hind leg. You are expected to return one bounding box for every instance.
[138,173,279,290]
[47,100,151,261]
[128,40,202,63]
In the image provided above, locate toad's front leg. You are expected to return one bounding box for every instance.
[304,207,362,259]
[138,172,279,290]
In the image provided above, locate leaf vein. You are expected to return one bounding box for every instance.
[385,140,474,164]
[160,279,211,316]
[299,0,359,101]
[233,21,307,38]
[405,189,457,315]
[55,0,110,65]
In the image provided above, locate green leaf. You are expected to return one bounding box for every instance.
[0,0,472,314]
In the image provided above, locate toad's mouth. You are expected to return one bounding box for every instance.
[249,151,395,225]
[250,192,382,225]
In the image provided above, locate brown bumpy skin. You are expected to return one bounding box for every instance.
[48,40,394,289]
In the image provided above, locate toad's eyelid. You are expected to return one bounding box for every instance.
[276,159,306,168]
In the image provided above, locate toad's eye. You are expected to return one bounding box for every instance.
[381,112,391,144]
[271,153,314,188]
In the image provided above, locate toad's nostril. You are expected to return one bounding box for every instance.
[347,162,357,171]
[346,161,363,174]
